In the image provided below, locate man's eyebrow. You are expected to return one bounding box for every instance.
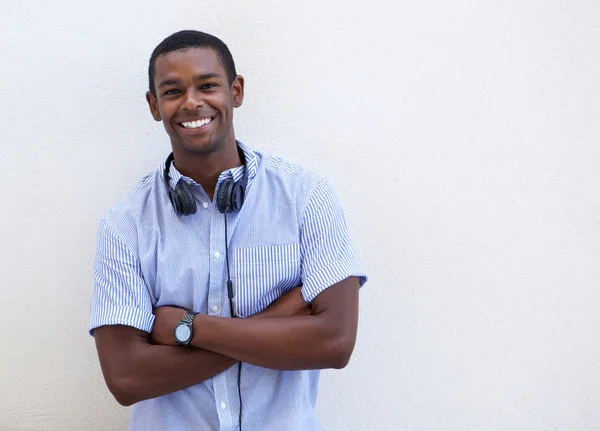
[157,73,223,89]
[193,73,222,81]
[158,79,180,88]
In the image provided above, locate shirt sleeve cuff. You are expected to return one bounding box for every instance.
[89,305,155,336]
[301,259,368,303]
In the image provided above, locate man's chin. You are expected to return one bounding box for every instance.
[173,138,219,155]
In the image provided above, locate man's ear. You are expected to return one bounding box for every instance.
[146,91,162,121]
[231,75,245,108]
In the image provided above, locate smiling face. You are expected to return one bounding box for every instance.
[146,47,244,155]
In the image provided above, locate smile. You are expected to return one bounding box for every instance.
[180,117,213,129]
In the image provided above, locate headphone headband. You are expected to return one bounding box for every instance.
[163,152,175,187]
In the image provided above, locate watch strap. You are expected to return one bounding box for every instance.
[181,311,198,324]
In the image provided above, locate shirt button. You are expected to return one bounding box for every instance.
[220,402,227,409]
[214,251,221,258]
[211,305,219,313]
[202,202,209,209]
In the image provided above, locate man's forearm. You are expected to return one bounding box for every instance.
[184,280,359,371]
[120,345,236,405]
[189,314,350,370]
[95,326,236,406]
[148,282,357,372]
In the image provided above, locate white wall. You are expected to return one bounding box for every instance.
[1,1,599,430]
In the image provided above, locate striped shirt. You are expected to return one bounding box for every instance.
[89,142,367,431]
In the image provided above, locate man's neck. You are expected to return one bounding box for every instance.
[172,140,242,201]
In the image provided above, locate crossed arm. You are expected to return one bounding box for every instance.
[94,277,359,406]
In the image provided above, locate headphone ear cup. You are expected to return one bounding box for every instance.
[175,180,197,216]
[230,182,245,212]
[217,179,233,213]
[167,188,182,216]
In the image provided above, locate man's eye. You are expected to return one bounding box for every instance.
[163,89,181,96]
[200,83,216,90]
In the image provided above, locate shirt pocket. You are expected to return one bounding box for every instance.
[234,243,301,317]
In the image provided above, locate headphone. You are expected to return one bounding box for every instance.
[163,145,249,216]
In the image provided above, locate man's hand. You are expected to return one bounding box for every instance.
[150,306,187,346]
[259,286,312,318]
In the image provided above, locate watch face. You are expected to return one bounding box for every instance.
[175,324,191,342]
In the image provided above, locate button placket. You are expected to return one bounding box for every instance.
[212,367,237,429]
[206,175,244,429]
[208,201,231,427]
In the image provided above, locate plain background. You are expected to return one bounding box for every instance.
[1,1,599,430]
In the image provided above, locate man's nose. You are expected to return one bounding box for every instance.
[182,89,204,111]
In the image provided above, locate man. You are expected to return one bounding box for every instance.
[90,30,367,430]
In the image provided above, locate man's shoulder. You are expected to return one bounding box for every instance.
[254,149,327,192]
[98,168,162,245]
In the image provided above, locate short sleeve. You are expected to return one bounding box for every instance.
[300,178,367,303]
[88,220,155,335]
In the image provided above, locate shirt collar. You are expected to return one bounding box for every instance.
[165,140,258,189]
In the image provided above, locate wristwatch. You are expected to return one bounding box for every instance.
[174,311,198,345]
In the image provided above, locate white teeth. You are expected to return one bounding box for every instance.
[182,118,212,128]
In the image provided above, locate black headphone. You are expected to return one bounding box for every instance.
[163,145,249,216]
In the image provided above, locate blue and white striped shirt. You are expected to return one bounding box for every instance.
[89,142,367,431]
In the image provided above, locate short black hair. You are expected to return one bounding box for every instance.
[148,30,237,97]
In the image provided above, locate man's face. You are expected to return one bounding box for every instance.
[146,47,244,155]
